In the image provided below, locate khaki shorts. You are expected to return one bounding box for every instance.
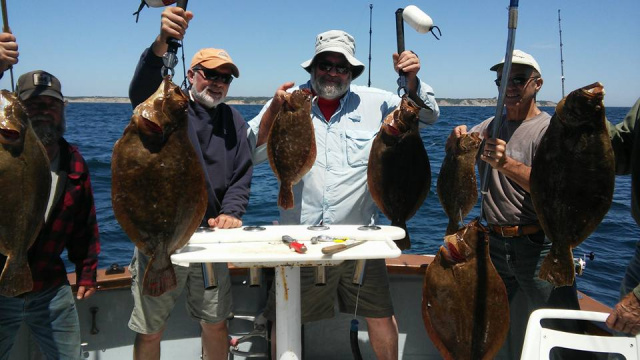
[128,248,233,334]
[263,259,394,323]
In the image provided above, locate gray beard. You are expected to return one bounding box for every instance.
[191,87,224,109]
[311,73,350,100]
[31,115,65,147]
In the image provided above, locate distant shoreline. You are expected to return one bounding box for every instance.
[65,96,557,107]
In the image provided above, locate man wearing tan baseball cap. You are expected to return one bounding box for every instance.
[127,6,253,360]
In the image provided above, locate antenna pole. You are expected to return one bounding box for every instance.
[368,4,373,87]
[558,9,565,98]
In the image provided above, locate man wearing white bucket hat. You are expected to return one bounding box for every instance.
[248,29,439,359]
[446,50,590,359]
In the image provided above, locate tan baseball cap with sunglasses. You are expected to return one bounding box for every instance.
[190,48,239,78]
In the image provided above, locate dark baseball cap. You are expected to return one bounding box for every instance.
[16,70,64,102]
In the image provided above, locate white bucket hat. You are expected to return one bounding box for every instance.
[490,49,541,75]
[301,30,365,80]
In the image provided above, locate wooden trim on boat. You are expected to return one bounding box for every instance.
[68,254,613,330]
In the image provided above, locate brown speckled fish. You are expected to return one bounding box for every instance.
[437,132,481,235]
[422,220,509,360]
[0,90,51,297]
[267,89,315,210]
[111,77,206,297]
[530,82,615,287]
[368,95,430,250]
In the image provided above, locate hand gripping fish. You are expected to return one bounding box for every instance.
[267,89,315,210]
[422,220,509,360]
[368,95,431,250]
[437,132,481,235]
[111,77,207,296]
[530,82,615,287]
[0,90,51,297]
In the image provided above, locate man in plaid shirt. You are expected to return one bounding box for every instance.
[0,39,100,360]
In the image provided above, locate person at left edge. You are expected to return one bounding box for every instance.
[0,61,101,360]
[127,7,253,360]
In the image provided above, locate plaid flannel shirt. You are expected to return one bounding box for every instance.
[1,138,100,293]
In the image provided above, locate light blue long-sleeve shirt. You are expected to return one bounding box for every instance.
[247,80,439,226]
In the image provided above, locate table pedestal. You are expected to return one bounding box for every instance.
[275,266,301,359]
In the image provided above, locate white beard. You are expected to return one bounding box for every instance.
[191,87,224,109]
[311,72,351,100]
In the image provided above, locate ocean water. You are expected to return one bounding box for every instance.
[63,102,637,308]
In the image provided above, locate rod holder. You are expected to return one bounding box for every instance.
[202,262,218,289]
[352,260,367,285]
[249,267,262,287]
[315,266,327,286]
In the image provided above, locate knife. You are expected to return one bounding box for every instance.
[321,240,366,255]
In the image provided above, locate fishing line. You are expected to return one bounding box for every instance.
[350,283,363,360]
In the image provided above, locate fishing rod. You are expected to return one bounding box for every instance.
[1,0,14,92]
[367,4,372,87]
[478,0,519,224]
[558,9,565,98]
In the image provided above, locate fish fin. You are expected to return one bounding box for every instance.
[142,256,177,297]
[278,184,294,210]
[538,247,575,287]
[392,222,411,250]
[0,256,33,297]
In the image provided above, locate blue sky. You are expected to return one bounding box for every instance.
[2,0,638,106]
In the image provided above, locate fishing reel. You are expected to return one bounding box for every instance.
[574,251,595,276]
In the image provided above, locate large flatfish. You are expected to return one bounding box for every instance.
[267,89,315,210]
[368,95,430,250]
[112,77,207,297]
[0,90,50,297]
[530,82,614,287]
[422,220,509,360]
[437,132,481,235]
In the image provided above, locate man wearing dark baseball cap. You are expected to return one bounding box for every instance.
[16,70,64,102]
[0,65,101,360]
[127,7,252,360]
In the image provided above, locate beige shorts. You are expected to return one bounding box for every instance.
[128,248,233,334]
[263,259,394,323]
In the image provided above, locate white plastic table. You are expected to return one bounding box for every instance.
[170,224,404,360]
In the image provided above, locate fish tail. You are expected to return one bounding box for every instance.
[538,247,575,287]
[278,184,294,210]
[392,221,411,250]
[445,221,459,235]
[142,256,177,297]
[0,256,33,297]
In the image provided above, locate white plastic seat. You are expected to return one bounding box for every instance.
[521,309,640,359]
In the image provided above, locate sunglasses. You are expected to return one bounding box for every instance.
[194,67,234,84]
[494,76,538,87]
[316,61,351,75]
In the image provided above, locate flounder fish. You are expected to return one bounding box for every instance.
[111,77,207,297]
[368,95,430,249]
[437,132,481,235]
[530,82,615,287]
[0,90,51,297]
[267,89,315,210]
[422,220,509,360]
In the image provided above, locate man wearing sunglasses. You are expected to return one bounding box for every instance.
[247,29,439,360]
[445,50,587,359]
[127,7,253,360]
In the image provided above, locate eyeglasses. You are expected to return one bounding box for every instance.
[316,61,351,75]
[494,76,539,87]
[194,67,233,84]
